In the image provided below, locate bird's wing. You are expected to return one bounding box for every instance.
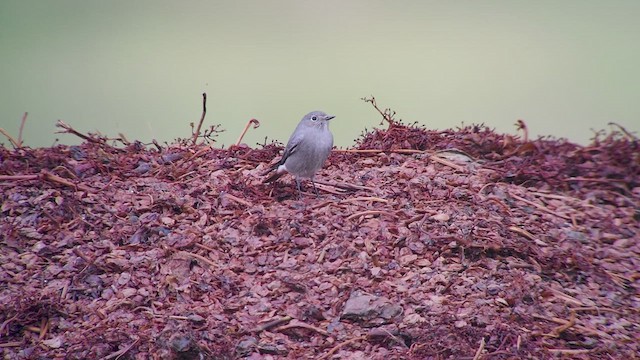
[262,132,304,177]
[278,132,304,166]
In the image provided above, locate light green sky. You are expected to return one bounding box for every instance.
[1,0,638,148]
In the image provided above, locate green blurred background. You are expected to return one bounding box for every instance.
[1,0,638,148]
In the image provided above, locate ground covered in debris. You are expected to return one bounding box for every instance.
[1,119,639,359]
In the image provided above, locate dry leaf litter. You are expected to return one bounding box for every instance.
[1,120,639,359]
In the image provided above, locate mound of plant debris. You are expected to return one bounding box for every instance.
[1,108,638,359]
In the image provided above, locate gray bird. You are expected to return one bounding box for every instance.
[263,111,335,197]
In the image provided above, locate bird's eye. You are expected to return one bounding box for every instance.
[311,116,317,121]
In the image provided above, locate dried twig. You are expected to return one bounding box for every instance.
[545,312,576,338]
[0,341,22,348]
[347,210,398,221]
[510,192,571,220]
[335,148,423,154]
[533,313,611,339]
[508,226,548,246]
[361,96,398,127]
[0,174,38,181]
[38,318,49,340]
[604,269,632,289]
[30,170,96,192]
[314,179,375,192]
[151,139,163,152]
[0,129,21,149]
[340,197,388,204]
[572,306,624,316]
[235,118,260,146]
[515,119,528,143]
[318,335,367,360]
[0,112,28,149]
[194,243,217,253]
[546,348,592,355]
[55,120,126,150]
[472,337,485,360]
[18,112,27,147]
[117,133,130,145]
[369,328,409,348]
[220,193,252,207]
[336,149,465,172]
[191,93,207,145]
[56,120,103,144]
[565,176,629,185]
[403,214,425,227]
[0,314,19,336]
[253,316,293,333]
[607,121,638,140]
[310,182,346,195]
[429,154,465,172]
[274,319,329,337]
[183,146,211,163]
[177,251,219,268]
[549,288,585,307]
[100,338,139,360]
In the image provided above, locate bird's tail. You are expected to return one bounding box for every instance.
[262,162,284,183]
[263,170,284,184]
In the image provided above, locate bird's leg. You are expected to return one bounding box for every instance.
[295,178,303,199]
[311,177,320,198]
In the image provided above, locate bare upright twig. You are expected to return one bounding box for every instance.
[235,118,260,146]
[515,119,529,143]
[18,112,27,147]
[608,122,638,141]
[55,120,125,151]
[191,93,207,145]
[0,112,28,149]
[361,96,399,128]
[56,120,104,144]
[0,129,20,149]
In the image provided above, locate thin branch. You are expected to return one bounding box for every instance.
[340,197,388,204]
[515,119,528,143]
[369,328,409,348]
[221,193,252,207]
[274,320,329,337]
[607,121,638,140]
[532,313,611,339]
[508,226,548,246]
[0,128,21,149]
[177,250,219,268]
[571,306,624,316]
[335,148,423,154]
[0,112,28,149]
[346,210,398,221]
[361,96,397,127]
[510,192,571,220]
[235,118,260,146]
[547,349,592,355]
[337,150,465,171]
[56,120,99,143]
[319,336,367,360]
[314,179,376,192]
[0,170,95,192]
[430,154,466,172]
[18,112,27,147]
[55,120,123,150]
[544,310,577,338]
[117,133,131,146]
[192,92,207,145]
[100,338,139,360]
[472,337,486,360]
[253,316,293,333]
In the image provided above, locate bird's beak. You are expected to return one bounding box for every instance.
[325,115,335,121]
